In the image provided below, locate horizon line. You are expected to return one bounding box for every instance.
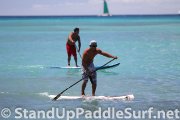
[0,13,179,17]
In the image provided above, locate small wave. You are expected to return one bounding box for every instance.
[18,65,45,69]
[38,92,50,97]
[0,92,9,94]
[0,65,46,70]
[0,64,45,70]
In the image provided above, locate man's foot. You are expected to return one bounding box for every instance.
[81,92,85,96]
[76,65,79,67]
[81,94,85,98]
[68,64,70,67]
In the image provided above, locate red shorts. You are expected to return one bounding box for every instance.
[66,43,77,57]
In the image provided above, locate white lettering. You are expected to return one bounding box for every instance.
[29,110,36,119]
[67,110,75,120]
[142,110,149,119]
[174,109,180,119]
[37,110,45,119]
[133,110,141,119]
[124,108,132,119]
[56,108,65,119]
[93,108,101,119]
[85,110,92,119]
[11,107,180,119]
[116,110,123,119]
[148,107,153,119]
[23,109,29,119]
[15,108,23,119]
[157,110,165,119]
[76,108,84,119]
[166,110,174,119]
[102,107,111,119]
[47,108,54,119]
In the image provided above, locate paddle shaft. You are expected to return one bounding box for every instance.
[53,58,116,100]
[75,44,82,59]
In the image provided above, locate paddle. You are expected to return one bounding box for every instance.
[52,58,117,101]
[75,44,82,59]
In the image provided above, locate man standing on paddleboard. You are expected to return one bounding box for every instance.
[82,40,118,96]
[66,28,81,67]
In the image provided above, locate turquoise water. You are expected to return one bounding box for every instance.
[0,15,180,119]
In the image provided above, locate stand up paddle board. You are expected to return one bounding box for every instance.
[50,66,81,69]
[49,63,120,70]
[49,94,134,101]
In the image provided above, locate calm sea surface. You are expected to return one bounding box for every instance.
[0,15,180,120]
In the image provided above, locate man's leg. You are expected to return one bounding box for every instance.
[89,77,96,96]
[66,43,71,66]
[81,80,87,96]
[92,83,96,96]
[68,55,71,66]
[74,55,78,67]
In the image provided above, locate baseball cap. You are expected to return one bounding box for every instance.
[89,40,97,47]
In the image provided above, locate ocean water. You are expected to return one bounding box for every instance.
[0,15,180,120]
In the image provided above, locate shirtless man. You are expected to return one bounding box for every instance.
[66,28,81,67]
[81,40,118,96]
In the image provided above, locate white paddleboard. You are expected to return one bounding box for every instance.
[60,66,81,69]
[49,94,134,101]
[49,66,81,69]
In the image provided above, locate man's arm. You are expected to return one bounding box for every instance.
[97,49,118,59]
[77,36,81,52]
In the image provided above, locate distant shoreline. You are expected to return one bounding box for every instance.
[0,14,179,18]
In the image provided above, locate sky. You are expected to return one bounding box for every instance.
[0,0,180,16]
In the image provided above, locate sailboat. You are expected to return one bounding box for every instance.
[102,0,111,16]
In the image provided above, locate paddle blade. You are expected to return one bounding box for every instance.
[53,94,61,101]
